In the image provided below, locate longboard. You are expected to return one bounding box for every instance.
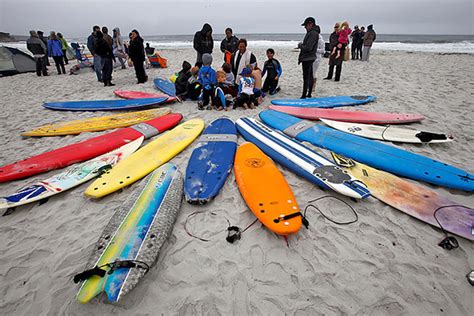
[76,163,183,303]
[0,114,182,183]
[85,119,204,198]
[268,105,425,124]
[271,95,376,108]
[234,142,302,236]
[259,110,474,192]
[236,117,370,199]
[321,119,454,144]
[42,98,167,111]
[113,90,177,103]
[21,108,171,137]
[153,78,176,97]
[331,153,474,241]
[184,118,237,204]
[0,138,143,209]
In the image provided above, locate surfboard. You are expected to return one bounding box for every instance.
[76,163,183,303]
[0,114,183,183]
[234,142,302,236]
[259,110,474,192]
[214,87,227,109]
[42,98,168,111]
[153,78,176,97]
[184,118,237,204]
[268,105,425,124]
[236,117,370,199]
[113,90,177,103]
[85,119,204,198]
[21,108,171,137]
[331,153,474,241]
[320,119,454,144]
[0,138,143,209]
[271,95,376,108]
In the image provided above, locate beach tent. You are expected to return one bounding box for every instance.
[0,46,36,76]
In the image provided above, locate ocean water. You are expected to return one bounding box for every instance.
[2,34,474,54]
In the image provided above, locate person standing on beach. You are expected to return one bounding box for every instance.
[112,27,127,69]
[230,38,257,84]
[128,29,148,84]
[87,25,102,82]
[350,25,361,60]
[47,32,66,75]
[220,28,239,63]
[102,26,113,48]
[324,22,344,82]
[37,30,50,66]
[357,26,365,59]
[95,31,115,86]
[57,33,69,64]
[312,25,325,92]
[361,24,376,61]
[26,31,48,76]
[193,23,213,67]
[297,17,319,99]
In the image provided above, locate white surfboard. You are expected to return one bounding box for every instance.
[320,119,454,144]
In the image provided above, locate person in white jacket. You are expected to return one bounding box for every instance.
[312,25,325,92]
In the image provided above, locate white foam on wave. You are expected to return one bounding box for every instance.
[372,41,474,54]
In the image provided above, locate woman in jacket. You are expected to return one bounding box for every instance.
[128,29,147,83]
[193,23,213,67]
[57,32,69,64]
[298,17,319,99]
[95,31,115,86]
[47,32,66,74]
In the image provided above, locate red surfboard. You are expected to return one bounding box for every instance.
[114,90,177,103]
[268,105,425,124]
[0,113,183,183]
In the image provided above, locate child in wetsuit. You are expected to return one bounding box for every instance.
[186,66,202,100]
[262,48,282,95]
[174,60,192,100]
[197,53,217,110]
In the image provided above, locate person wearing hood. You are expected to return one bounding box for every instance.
[57,33,69,64]
[220,27,239,62]
[47,31,66,75]
[112,27,127,69]
[102,26,113,48]
[175,61,192,99]
[37,30,50,66]
[350,25,362,60]
[87,25,102,82]
[128,29,147,83]
[297,17,319,99]
[361,24,376,61]
[27,30,48,76]
[95,30,115,86]
[193,23,214,67]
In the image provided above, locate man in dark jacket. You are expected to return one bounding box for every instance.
[37,30,50,66]
[350,25,361,60]
[27,31,48,76]
[87,25,102,82]
[193,23,213,67]
[298,17,319,99]
[324,22,344,81]
[220,27,239,62]
[95,31,115,86]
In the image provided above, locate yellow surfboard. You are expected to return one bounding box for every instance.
[21,108,171,137]
[85,118,204,198]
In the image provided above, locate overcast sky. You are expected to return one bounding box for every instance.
[1,0,473,37]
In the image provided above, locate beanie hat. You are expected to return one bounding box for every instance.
[202,53,212,66]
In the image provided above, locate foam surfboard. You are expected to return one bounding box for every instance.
[236,117,370,199]
[0,138,143,209]
[76,163,183,303]
[331,153,474,241]
[259,110,474,192]
[0,113,183,183]
[320,119,454,144]
[113,90,177,103]
[42,97,168,111]
[234,142,302,236]
[268,105,425,124]
[85,119,204,198]
[215,87,227,109]
[21,108,171,137]
[153,78,176,97]
[271,95,376,108]
[184,118,237,204]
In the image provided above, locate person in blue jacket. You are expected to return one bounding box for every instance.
[261,48,282,95]
[197,53,217,110]
[47,31,66,74]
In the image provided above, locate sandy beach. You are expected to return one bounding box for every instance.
[0,47,473,315]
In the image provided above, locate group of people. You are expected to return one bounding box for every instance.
[350,25,377,61]
[26,30,69,76]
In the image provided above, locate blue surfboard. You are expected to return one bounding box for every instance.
[184,118,237,204]
[42,97,167,111]
[236,117,370,199]
[271,95,376,108]
[259,110,474,192]
[154,78,176,97]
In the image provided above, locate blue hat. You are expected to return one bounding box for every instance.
[240,67,252,75]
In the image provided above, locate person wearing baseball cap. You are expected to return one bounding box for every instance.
[297,16,319,99]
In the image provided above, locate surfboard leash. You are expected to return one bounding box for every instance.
[304,195,359,225]
[73,259,150,283]
[432,204,474,251]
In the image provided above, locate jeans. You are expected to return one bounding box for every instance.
[93,54,102,81]
[35,57,48,76]
[362,46,372,61]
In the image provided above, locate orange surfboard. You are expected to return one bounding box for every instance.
[234,142,302,235]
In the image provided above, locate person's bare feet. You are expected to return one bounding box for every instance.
[225,106,231,111]
[243,103,249,109]
[216,106,223,111]
[249,103,256,109]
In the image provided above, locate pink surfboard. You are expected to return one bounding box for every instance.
[114,90,177,103]
[268,105,425,124]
